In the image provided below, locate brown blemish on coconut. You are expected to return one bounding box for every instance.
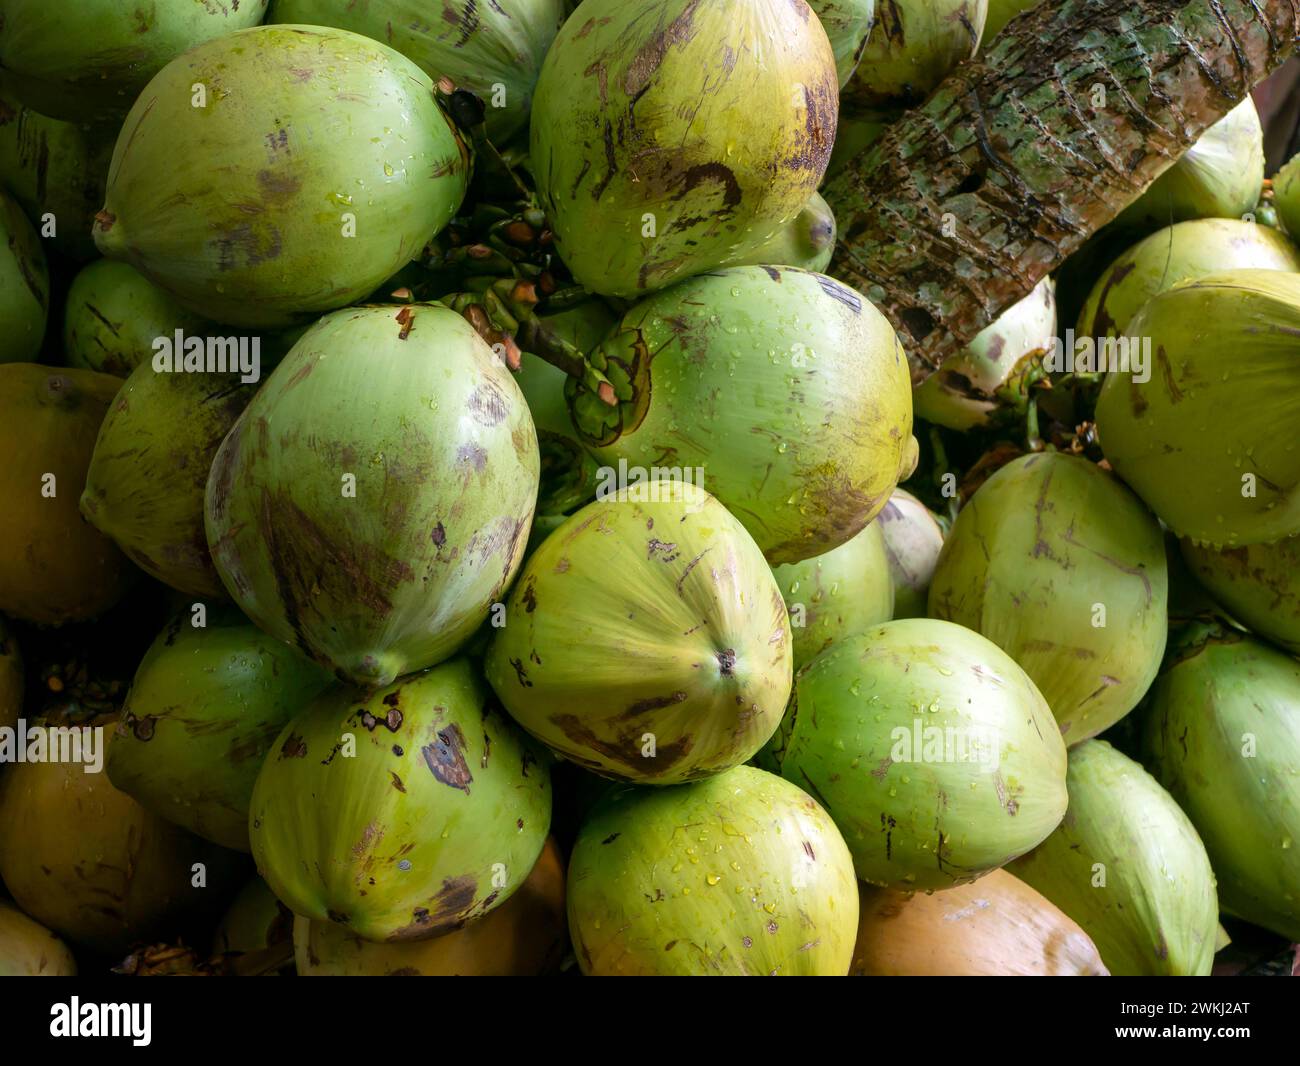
[389,874,480,941]
[279,731,307,758]
[1156,346,1184,403]
[422,723,473,793]
[621,691,688,719]
[467,380,509,426]
[255,487,409,655]
[1087,258,1136,338]
[551,713,692,773]
[124,714,156,742]
[507,656,532,687]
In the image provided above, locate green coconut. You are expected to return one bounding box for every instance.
[268,0,565,145]
[1143,625,1300,941]
[1276,151,1300,239]
[876,488,945,618]
[205,303,539,689]
[723,191,838,273]
[0,77,110,261]
[764,618,1067,890]
[0,615,21,733]
[93,25,471,329]
[1114,98,1265,232]
[484,483,792,785]
[568,266,917,565]
[1180,537,1300,654]
[0,711,245,954]
[63,259,216,377]
[81,363,258,597]
[842,0,986,112]
[913,278,1055,431]
[0,0,270,124]
[1096,269,1300,547]
[63,261,307,375]
[1076,218,1300,340]
[0,901,77,977]
[249,657,552,943]
[772,520,893,671]
[0,186,48,364]
[515,298,617,516]
[1008,739,1219,976]
[0,364,135,625]
[296,836,567,976]
[980,0,1040,45]
[530,0,838,297]
[107,608,334,852]
[928,453,1167,745]
[568,765,860,975]
[808,0,877,87]
[213,877,294,964]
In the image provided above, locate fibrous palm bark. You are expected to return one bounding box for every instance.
[825,0,1300,381]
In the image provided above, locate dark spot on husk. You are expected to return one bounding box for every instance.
[601,833,621,845]
[467,381,509,426]
[253,488,409,657]
[213,221,283,271]
[390,875,479,941]
[431,522,446,548]
[124,714,155,742]
[422,723,473,793]
[1156,346,1184,403]
[646,538,679,562]
[228,734,269,766]
[675,162,742,210]
[279,732,307,758]
[508,656,532,687]
[257,168,303,203]
[621,691,687,718]
[880,811,897,860]
[162,614,184,647]
[360,707,403,733]
[457,442,489,472]
[1087,259,1136,338]
[551,713,692,772]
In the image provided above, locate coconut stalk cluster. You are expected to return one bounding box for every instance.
[0,0,1297,983]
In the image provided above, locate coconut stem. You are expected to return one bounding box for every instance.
[515,316,617,405]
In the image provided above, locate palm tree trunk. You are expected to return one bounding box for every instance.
[825,0,1300,381]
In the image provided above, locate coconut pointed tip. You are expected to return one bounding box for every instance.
[92,209,125,257]
[342,652,402,691]
[900,435,920,481]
